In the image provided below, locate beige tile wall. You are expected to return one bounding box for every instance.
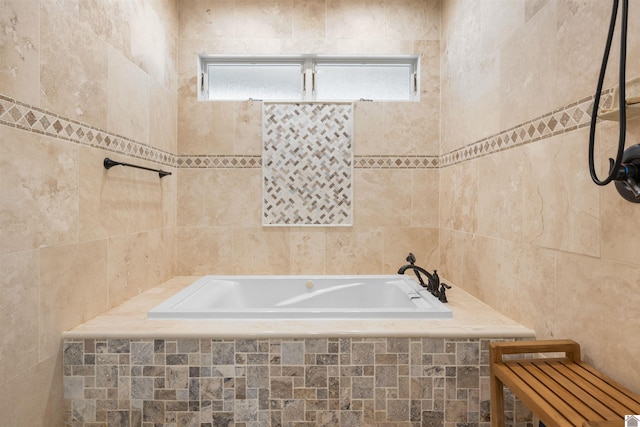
[6,0,640,424]
[176,0,442,275]
[440,0,640,391]
[0,1,178,425]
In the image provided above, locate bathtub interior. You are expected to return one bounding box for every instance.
[147,275,453,320]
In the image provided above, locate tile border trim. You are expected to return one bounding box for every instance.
[175,155,441,169]
[1,91,612,170]
[440,90,613,167]
[176,155,262,168]
[0,94,176,167]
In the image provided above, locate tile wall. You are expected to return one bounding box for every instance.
[63,337,529,427]
[5,0,640,425]
[175,0,442,275]
[440,0,640,391]
[0,1,178,425]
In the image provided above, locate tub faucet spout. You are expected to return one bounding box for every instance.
[397,253,451,303]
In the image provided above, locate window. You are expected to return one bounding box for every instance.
[314,60,415,101]
[205,60,303,101]
[199,55,419,102]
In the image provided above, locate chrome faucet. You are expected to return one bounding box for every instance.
[397,253,451,302]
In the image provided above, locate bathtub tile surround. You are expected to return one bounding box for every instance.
[61,275,534,425]
[61,275,534,426]
[263,103,353,226]
[63,337,528,427]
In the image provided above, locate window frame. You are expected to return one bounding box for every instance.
[198,54,420,102]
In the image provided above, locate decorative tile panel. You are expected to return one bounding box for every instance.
[63,337,530,427]
[262,103,353,226]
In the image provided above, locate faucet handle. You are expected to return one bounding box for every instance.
[406,253,416,264]
[438,282,452,303]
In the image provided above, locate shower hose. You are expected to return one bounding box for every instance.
[588,0,628,185]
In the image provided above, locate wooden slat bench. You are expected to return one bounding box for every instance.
[490,340,640,427]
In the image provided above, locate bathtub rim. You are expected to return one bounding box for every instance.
[63,276,535,340]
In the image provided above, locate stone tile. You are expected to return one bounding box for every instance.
[64,376,84,400]
[177,339,200,353]
[375,365,398,388]
[95,365,118,388]
[236,339,258,353]
[40,3,108,129]
[211,342,235,365]
[131,377,153,400]
[234,399,258,422]
[305,366,328,388]
[62,337,530,426]
[64,342,85,366]
[247,365,270,388]
[456,342,480,365]
[458,366,480,389]
[282,341,305,365]
[270,377,293,399]
[282,399,305,421]
[142,400,164,423]
[387,399,410,421]
[352,377,374,399]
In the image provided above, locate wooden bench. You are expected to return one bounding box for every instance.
[490,340,640,427]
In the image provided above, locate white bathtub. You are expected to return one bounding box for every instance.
[147,275,453,320]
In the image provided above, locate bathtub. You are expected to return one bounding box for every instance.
[147,274,453,320]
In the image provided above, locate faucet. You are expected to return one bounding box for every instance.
[397,253,451,303]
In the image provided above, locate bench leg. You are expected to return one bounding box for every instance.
[491,373,505,427]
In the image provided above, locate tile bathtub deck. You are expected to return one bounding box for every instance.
[63,276,535,340]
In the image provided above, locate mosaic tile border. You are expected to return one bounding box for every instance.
[175,155,440,169]
[176,155,262,168]
[63,337,531,427]
[439,91,614,167]
[1,91,613,171]
[176,91,611,170]
[354,155,439,169]
[0,93,440,171]
[0,94,175,167]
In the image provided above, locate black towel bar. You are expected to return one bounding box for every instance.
[103,157,171,178]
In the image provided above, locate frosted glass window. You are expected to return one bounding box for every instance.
[315,63,413,101]
[199,55,418,102]
[206,63,303,101]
